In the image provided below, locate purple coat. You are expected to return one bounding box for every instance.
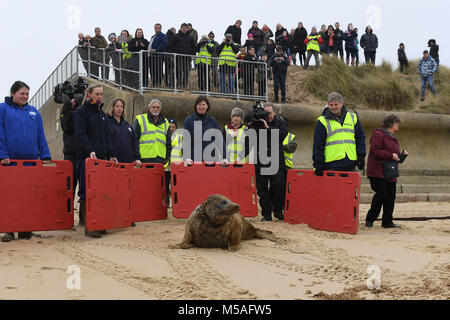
[367,128,400,182]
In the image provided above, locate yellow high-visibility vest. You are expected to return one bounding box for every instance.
[136,114,169,160]
[195,43,214,65]
[170,132,183,164]
[121,42,132,59]
[225,125,247,163]
[283,133,296,169]
[219,44,237,67]
[307,35,321,52]
[317,112,357,163]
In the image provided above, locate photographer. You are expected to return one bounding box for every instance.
[128,28,150,89]
[58,77,87,225]
[245,102,288,222]
[217,33,239,94]
[195,35,215,91]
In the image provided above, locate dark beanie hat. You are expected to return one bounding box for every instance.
[169,118,178,126]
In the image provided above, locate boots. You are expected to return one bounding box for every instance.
[1,233,14,242]
[80,199,102,238]
[78,199,85,226]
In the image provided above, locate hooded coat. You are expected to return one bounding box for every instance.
[360,27,378,52]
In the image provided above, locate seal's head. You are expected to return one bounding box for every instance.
[201,195,240,225]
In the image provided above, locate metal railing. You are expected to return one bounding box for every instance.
[30,45,269,109]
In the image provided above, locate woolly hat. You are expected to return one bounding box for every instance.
[169,118,178,126]
[108,33,117,40]
[248,33,253,38]
[225,33,233,39]
[231,108,245,120]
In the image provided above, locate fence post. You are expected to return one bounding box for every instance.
[102,49,106,83]
[88,47,91,77]
[139,51,144,94]
[119,52,123,90]
[236,60,239,100]
[206,57,209,96]
[265,62,269,102]
[174,53,177,92]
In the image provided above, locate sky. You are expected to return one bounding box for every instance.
[0,0,448,99]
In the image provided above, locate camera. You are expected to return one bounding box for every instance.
[53,77,88,104]
[244,101,270,127]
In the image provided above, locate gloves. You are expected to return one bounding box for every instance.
[357,155,366,171]
[315,163,324,177]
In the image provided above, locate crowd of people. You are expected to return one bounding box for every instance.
[2,78,411,242]
[77,21,440,103]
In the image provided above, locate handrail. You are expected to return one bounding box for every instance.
[30,45,269,109]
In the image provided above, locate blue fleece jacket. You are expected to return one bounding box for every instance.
[313,106,366,170]
[0,97,51,160]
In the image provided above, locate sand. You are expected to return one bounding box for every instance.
[0,202,449,300]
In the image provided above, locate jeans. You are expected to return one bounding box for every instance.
[366,177,397,226]
[421,75,436,98]
[220,65,235,94]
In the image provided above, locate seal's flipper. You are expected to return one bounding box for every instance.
[255,229,277,242]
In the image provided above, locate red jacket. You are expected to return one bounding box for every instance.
[367,128,400,182]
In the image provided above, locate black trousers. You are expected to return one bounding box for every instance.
[364,51,376,64]
[255,165,285,219]
[366,177,397,226]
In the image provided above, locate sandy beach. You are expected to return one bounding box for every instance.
[0,202,449,300]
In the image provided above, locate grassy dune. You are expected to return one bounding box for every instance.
[281,56,449,114]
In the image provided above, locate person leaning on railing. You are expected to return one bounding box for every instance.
[107,33,122,85]
[118,30,132,87]
[92,27,109,80]
[0,81,51,242]
[128,28,150,89]
[217,33,239,94]
[195,35,215,92]
[149,23,168,87]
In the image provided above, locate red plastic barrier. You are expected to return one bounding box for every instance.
[285,170,361,235]
[129,163,167,223]
[171,163,258,219]
[85,160,167,231]
[0,160,74,233]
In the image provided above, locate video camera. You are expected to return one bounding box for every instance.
[244,101,270,129]
[53,77,89,104]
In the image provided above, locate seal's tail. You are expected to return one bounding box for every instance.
[255,229,277,242]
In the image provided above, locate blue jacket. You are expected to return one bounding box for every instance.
[0,97,51,160]
[183,111,220,161]
[149,32,168,52]
[107,117,140,163]
[418,56,437,78]
[74,100,114,160]
[313,106,366,170]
